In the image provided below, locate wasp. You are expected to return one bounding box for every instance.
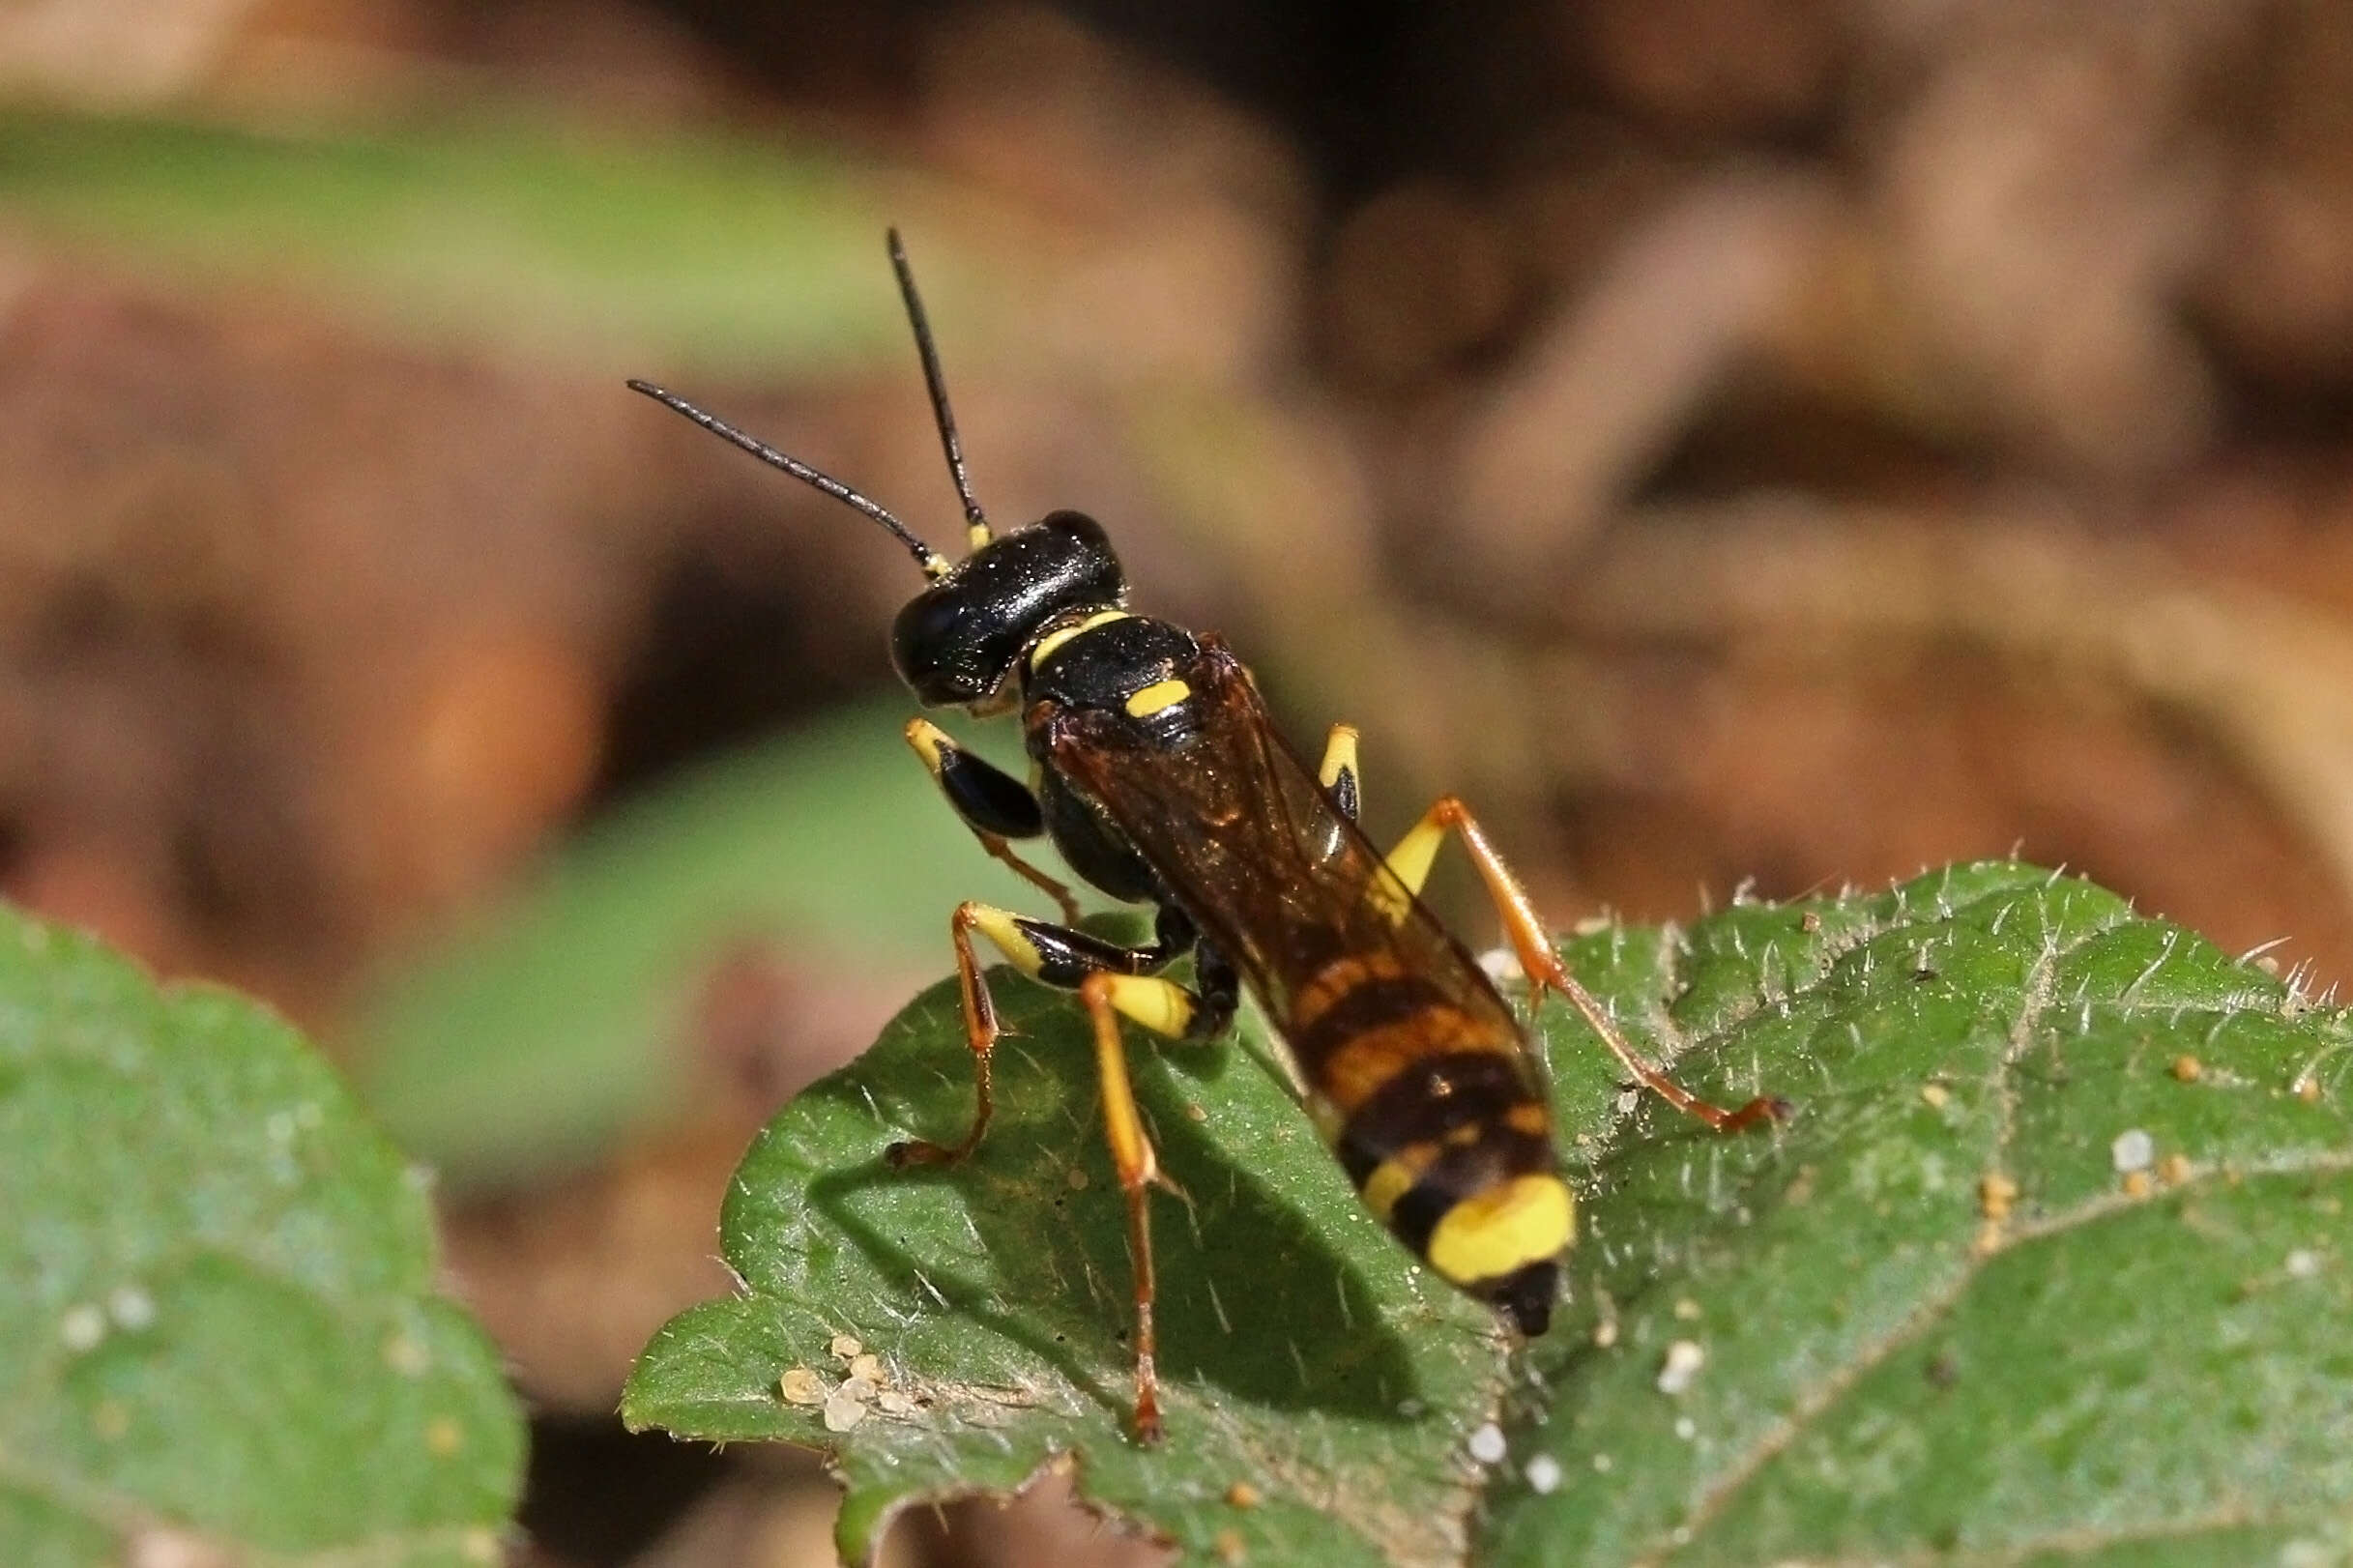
[629,231,1787,1442]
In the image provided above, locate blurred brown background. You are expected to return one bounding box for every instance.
[9,0,2353,1562]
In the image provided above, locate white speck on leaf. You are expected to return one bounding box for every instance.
[1657,1339,1705,1395]
[1467,1423,1506,1465]
[383,1332,431,1377]
[108,1286,155,1331]
[2110,1128,2154,1173]
[1525,1454,1562,1494]
[60,1303,104,1352]
[2286,1249,2321,1280]
[128,1526,229,1568]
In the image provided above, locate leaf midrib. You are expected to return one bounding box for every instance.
[1635,896,2345,1566]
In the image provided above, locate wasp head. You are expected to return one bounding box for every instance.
[890,510,1125,710]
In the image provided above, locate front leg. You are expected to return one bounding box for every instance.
[905,716,1082,924]
[887,902,1208,1168]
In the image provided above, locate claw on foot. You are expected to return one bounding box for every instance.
[1722,1094,1795,1132]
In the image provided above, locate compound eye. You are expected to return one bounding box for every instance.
[890,583,1022,706]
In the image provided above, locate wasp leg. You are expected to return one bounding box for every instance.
[887,903,1208,1168]
[892,898,1220,1443]
[1317,723,1361,822]
[1379,796,1789,1132]
[1077,967,1220,1444]
[905,717,1082,924]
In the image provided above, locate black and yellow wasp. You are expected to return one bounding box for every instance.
[630,232,1786,1442]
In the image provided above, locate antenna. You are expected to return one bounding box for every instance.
[625,379,947,578]
[886,228,992,552]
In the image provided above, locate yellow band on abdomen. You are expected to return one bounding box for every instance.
[1424,1175,1575,1287]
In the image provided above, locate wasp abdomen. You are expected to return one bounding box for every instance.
[1293,955,1572,1332]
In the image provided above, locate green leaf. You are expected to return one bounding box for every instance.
[0,907,525,1566]
[0,106,942,374]
[1487,864,2353,1567]
[624,863,2353,1565]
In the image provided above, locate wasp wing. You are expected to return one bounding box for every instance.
[1045,645,1536,1102]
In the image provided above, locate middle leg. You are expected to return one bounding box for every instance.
[888,889,1234,1440]
[887,901,1202,1168]
[1076,964,1228,1444]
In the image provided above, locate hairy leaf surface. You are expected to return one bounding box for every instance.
[627,864,2353,1565]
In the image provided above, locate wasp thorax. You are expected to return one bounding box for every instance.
[890,510,1126,707]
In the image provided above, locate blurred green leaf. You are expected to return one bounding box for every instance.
[623,862,2353,1565]
[356,698,1064,1188]
[0,105,971,373]
[0,904,523,1566]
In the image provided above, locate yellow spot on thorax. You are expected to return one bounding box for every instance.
[1425,1175,1575,1288]
[1124,678,1193,718]
[1029,608,1129,668]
